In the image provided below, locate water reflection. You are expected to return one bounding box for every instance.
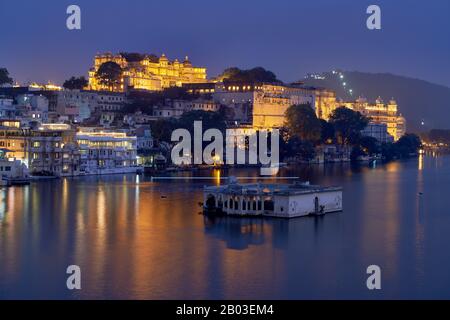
[0,188,7,221]
[204,216,267,250]
[1,156,450,299]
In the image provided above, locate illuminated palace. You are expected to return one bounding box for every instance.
[88,53,207,92]
[210,82,337,128]
[340,97,406,141]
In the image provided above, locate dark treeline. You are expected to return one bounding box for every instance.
[422,129,450,144]
[283,104,421,162]
[150,103,421,163]
[151,108,229,146]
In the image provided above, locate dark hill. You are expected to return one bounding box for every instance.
[303,71,450,132]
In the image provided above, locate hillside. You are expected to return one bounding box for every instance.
[303,71,450,132]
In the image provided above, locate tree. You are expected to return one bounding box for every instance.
[63,76,88,90]
[218,105,235,121]
[350,146,366,161]
[359,136,380,155]
[122,101,153,115]
[320,119,335,143]
[381,142,401,161]
[120,52,145,62]
[284,103,321,143]
[395,133,422,157]
[329,106,369,145]
[95,62,123,90]
[218,67,281,83]
[427,129,450,144]
[284,136,316,161]
[151,119,177,144]
[0,68,13,86]
[380,134,421,161]
[177,110,227,134]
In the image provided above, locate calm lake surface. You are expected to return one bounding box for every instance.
[1,154,450,299]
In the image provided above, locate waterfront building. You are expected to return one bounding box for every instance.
[0,120,28,162]
[76,128,138,175]
[314,144,352,163]
[341,97,406,141]
[88,53,208,92]
[203,180,343,218]
[0,121,139,176]
[28,123,80,176]
[0,148,29,181]
[0,122,80,176]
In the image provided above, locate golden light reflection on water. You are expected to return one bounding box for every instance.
[418,153,424,171]
[359,159,403,283]
[2,156,449,299]
[213,168,221,186]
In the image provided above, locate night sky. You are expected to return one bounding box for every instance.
[1,0,449,86]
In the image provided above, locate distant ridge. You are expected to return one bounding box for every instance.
[303,71,450,132]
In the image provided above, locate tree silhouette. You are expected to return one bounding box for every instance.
[284,103,321,142]
[0,68,13,86]
[329,107,369,145]
[63,76,88,90]
[95,62,123,91]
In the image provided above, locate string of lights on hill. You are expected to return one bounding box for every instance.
[303,69,450,130]
[331,70,353,97]
[304,70,354,100]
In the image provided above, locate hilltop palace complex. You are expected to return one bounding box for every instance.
[0,52,407,179]
[88,53,207,91]
[89,53,404,141]
[86,52,405,141]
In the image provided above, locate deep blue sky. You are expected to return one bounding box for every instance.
[1,0,449,86]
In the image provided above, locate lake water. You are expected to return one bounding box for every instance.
[1,154,450,299]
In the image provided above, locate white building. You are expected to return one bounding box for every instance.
[204,181,343,218]
[76,129,138,175]
[0,148,29,181]
[361,123,394,143]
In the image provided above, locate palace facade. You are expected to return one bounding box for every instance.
[88,53,208,92]
[212,82,336,128]
[340,97,406,141]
